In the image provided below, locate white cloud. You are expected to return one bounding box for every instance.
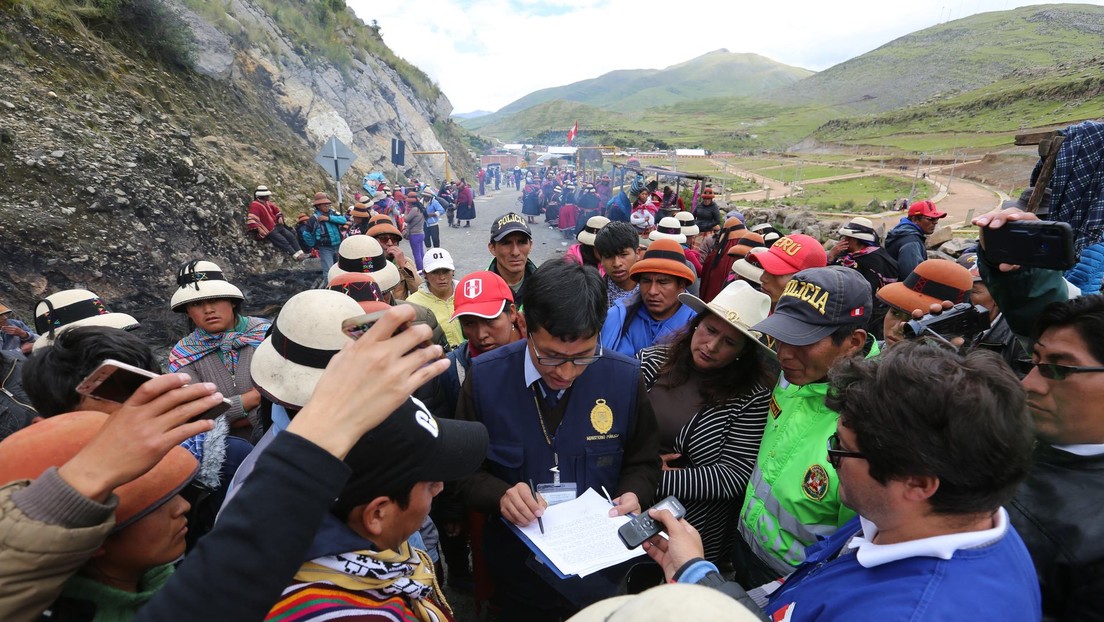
[347,0,1103,113]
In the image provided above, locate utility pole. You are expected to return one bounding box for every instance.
[945,132,959,193]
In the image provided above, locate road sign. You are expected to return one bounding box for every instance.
[391,138,405,166]
[315,136,356,205]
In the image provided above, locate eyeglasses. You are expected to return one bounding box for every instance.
[1012,359,1104,380]
[826,433,866,469]
[531,340,603,367]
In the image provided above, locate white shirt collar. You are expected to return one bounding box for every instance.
[1053,442,1104,456]
[846,507,1009,568]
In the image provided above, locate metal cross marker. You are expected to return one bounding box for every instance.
[315,136,357,205]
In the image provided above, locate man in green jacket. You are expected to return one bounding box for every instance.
[734,265,878,587]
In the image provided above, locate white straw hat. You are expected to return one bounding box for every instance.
[326,235,401,292]
[838,216,878,244]
[648,217,687,244]
[33,289,140,351]
[250,289,363,408]
[678,280,775,357]
[170,260,244,312]
[576,216,610,246]
[731,246,769,285]
[674,211,699,236]
[568,583,762,622]
[255,185,272,197]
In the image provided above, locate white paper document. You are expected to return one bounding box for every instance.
[514,488,646,578]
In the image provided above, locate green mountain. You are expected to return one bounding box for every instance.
[464,49,811,130]
[467,4,1104,153]
[764,3,1104,114]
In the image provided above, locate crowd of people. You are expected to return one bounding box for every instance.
[0,163,1101,622]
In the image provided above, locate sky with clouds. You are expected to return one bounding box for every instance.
[347,0,1102,114]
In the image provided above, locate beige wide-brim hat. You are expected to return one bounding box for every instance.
[170,260,244,312]
[839,216,877,244]
[731,246,769,285]
[32,289,140,351]
[678,280,775,357]
[649,217,687,244]
[674,210,699,236]
[576,215,610,246]
[250,289,364,408]
[327,235,401,292]
[567,583,762,622]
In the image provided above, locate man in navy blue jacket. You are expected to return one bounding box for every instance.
[456,260,660,622]
[643,341,1042,621]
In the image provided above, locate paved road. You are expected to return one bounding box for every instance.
[413,184,573,278]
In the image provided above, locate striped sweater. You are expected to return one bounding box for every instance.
[266,583,454,622]
[639,344,770,561]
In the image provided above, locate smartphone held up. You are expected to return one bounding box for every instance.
[76,359,232,421]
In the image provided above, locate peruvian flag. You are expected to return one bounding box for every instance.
[566,120,578,144]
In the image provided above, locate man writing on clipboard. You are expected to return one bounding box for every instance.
[456,260,661,622]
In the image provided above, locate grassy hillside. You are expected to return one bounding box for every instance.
[465,49,811,130]
[764,3,1104,114]
[811,56,1104,152]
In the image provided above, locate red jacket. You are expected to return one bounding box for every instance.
[247,199,282,238]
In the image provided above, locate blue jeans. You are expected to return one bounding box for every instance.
[318,246,337,284]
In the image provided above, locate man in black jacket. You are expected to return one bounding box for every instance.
[1010,294,1104,621]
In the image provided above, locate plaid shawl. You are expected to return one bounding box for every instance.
[168,316,270,374]
[1037,120,1104,254]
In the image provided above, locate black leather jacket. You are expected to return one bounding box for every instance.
[1008,443,1104,621]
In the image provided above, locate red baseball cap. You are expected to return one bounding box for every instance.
[747,234,827,276]
[908,200,947,219]
[452,271,514,320]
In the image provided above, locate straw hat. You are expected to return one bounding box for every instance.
[0,411,197,531]
[576,216,610,246]
[255,185,272,197]
[630,239,695,283]
[311,192,333,206]
[367,220,403,240]
[250,290,363,408]
[674,211,699,236]
[170,260,244,312]
[678,280,775,357]
[838,216,878,244]
[568,583,761,622]
[350,203,372,218]
[32,289,140,350]
[327,235,401,292]
[648,217,687,244]
[732,247,769,285]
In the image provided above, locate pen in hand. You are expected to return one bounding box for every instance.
[529,478,545,534]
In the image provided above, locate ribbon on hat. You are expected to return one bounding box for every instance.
[35,296,111,334]
[902,272,968,304]
[644,249,686,263]
[338,253,388,274]
[176,260,227,290]
[657,224,681,235]
[330,280,385,303]
[844,222,877,236]
[736,237,765,250]
[268,321,340,369]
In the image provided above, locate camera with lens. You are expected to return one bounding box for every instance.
[904,303,991,342]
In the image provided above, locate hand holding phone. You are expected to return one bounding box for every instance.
[980,219,1075,271]
[342,311,431,349]
[618,496,686,549]
[77,359,232,421]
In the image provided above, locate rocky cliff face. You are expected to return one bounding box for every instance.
[0,1,471,348]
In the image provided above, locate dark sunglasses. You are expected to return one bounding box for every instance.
[1012,359,1104,380]
[826,433,866,470]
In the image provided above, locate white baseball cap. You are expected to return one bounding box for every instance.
[423,248,455,273]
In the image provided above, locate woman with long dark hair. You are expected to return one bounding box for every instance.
[638,280,777,562]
